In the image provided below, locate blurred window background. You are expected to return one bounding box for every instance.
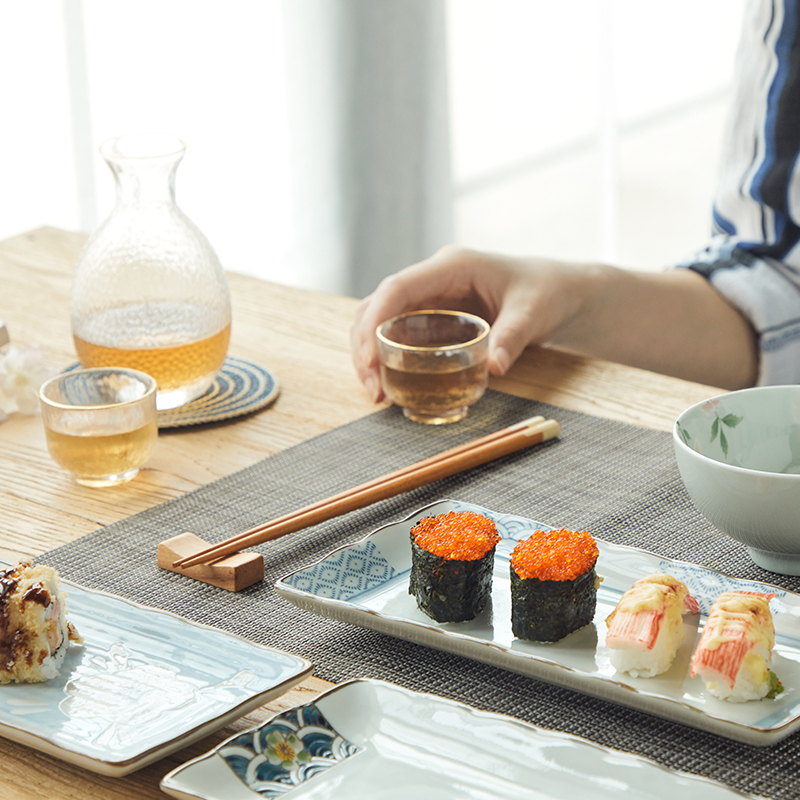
[0,0,744,296]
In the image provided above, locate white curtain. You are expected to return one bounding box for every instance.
[1,2,742,296]
[282,0,453,298]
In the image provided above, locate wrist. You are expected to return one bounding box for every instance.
[549,261,619,350]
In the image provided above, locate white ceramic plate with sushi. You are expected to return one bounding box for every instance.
[0,564,312,776]
[161,678,761,800]
[275,499,800,746]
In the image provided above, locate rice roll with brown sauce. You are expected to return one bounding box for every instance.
[409,510,500,622]
[510,529,599,642]
[1,561,82,684]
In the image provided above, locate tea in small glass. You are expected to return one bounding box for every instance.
[376,310,490,424]
[39,368,158,487]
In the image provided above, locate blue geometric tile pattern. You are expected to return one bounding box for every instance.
[282,539,395,601]
[659,560,786,615]
[219,701,361,797]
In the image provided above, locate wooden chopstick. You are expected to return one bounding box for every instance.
[171,415,546,570]
[172,414,548,569]
[172,415,560,569]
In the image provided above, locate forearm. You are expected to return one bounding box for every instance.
[553,265,758,390]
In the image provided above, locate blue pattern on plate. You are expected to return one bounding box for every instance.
[488,514,543,540]
[658,560,786,615]
[0,562,311,775]
[282,501,548,601]
[283,540,395,601]
[218,702,361,797]
[275,501,800,745]
[448,501,546,560]
[442,500,546,543]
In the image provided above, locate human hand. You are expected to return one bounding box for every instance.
[350,245,587,402]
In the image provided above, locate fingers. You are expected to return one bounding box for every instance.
[348,246,580,399]
[487,298,542,376]
[486,261,583,375]
[350,295,385,402]
[357,246,481,335]
[350,246,487,401]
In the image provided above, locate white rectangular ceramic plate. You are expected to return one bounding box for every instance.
[275,499,800,746]
[0,564,312,776]
[161,678,762,800]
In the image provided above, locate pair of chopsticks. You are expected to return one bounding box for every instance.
[172,415,560,569]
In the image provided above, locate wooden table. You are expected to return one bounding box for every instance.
[0,227,722,799]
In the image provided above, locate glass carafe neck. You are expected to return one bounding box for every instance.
[100,133,186,206]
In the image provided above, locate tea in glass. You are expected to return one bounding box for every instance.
[376,310,490,424]
[72,302,230,409]
[39,368,158,487]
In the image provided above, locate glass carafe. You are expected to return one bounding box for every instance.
[70,133,232,410]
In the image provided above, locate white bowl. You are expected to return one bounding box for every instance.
[673,385,800,575]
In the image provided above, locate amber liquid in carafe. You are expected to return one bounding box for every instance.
[74,326,230,391]
[72,302,230,407]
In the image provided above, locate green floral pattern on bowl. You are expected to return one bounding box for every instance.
[676,394,800,473]
[676,400,743,460]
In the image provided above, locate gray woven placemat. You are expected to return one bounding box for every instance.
[42,390,800,798]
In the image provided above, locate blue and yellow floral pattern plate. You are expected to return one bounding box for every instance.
[161,678,762,800]
[275,499,800,746]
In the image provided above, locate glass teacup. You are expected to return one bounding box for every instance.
[39,368,158,487]
[376,310,490,424]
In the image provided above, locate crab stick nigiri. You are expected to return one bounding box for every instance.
[690,591,782,702]
[605,573,699,677]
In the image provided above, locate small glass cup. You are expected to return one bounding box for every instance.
[39,368,158,487]
[376,310,490,424]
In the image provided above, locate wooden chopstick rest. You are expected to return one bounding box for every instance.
[157,532,264,591]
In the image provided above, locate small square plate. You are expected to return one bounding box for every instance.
[0,569,312,776]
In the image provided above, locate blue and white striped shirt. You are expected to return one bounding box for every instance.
[677,0,800,384]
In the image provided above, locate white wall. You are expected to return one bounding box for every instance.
[1,1,296,285]
[1,5,79,240]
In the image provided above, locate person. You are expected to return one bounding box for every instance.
[351,0,800,401]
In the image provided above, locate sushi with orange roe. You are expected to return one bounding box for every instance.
[690,591,783,702]
[510,529,599,642]
[605,574,699,677]
[408,510,500,622]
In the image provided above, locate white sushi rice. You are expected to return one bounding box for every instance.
[607,604,686,677]
[609,639,677,678]
[37,592,72,680]
[698,644,772,703]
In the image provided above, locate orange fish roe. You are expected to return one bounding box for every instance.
[510,529,598,582]
[411,511,500,561]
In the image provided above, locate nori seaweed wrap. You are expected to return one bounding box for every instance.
[510,529,599,642]
[409,511,500,623]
